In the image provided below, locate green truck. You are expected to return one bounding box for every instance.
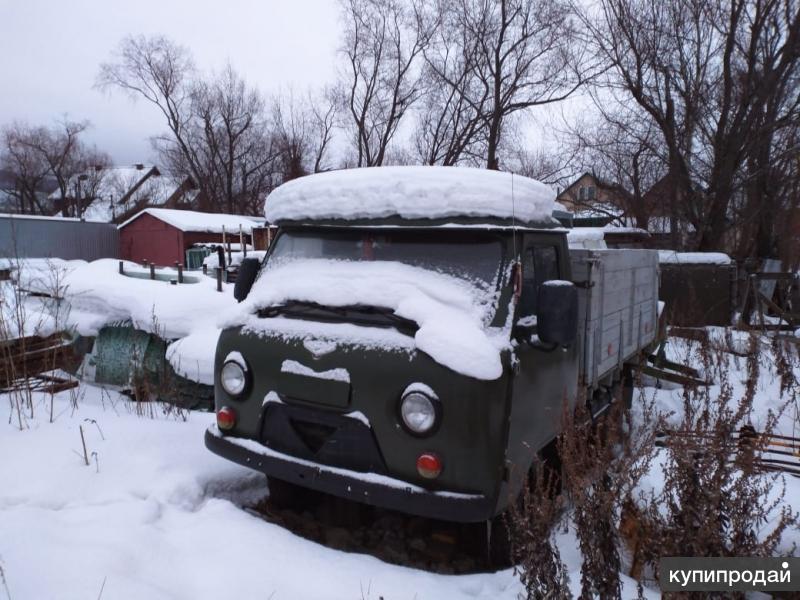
[205,166,659,547]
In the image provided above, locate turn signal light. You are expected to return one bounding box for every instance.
[217,406,237,431]
[416,452,442,479]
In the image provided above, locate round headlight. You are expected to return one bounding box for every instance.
[400,391,438,435]
[221,361,247,396]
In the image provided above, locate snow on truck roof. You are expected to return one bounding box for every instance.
[118,208,261,234]
[265,166,557,226]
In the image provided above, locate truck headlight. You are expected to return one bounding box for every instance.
[399,386,440,435]
[221,360,248,397]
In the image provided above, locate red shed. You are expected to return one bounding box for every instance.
[118,208,261,267]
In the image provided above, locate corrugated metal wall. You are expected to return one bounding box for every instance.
[0,215,119,260]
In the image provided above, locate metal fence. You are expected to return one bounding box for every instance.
[0,214,119,261]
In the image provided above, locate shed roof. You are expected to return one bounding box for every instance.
[118,208,261,234]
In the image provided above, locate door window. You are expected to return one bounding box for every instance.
[518,245,560,318]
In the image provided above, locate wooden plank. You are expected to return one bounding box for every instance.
[647,354,701,378]
[639,364,709,386]
[668,327,709,342]
[753,273,795,281]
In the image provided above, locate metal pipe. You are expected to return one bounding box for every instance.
[176,262,183,284]
[118,261,123,275]
[150,263,155,280]
[216,267,222,292]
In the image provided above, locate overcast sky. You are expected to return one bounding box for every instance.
[0,0,341,163]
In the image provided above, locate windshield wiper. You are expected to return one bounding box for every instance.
[346,305,418,334]
[257,300,347,319]
[257,301,418,335]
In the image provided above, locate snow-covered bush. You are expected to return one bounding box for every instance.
[631,336,798,597]
[509,390,657,600]
[508,454,570,599]
[1,253,72,429]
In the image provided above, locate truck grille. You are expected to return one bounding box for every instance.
[261,401,387,474]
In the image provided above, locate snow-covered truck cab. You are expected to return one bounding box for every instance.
[205,166,656,525]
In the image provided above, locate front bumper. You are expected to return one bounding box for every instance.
[205,425,494,522]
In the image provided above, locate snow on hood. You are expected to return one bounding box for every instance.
[265,166,556,225]
[230,258,505,380]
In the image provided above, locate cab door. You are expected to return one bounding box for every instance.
[502,233,580,498]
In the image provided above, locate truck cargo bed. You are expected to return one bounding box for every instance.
[570,249,659,388]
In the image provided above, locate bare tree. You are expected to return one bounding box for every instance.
[182,65,276,214]
[37,119,92,216]
[98,36,277,215]
[584,0,800,253]
[565,105,666,229]
[425,0,595,170]
[271,88,339,181]
[413,6,489,165]
[1,119,105,217]
[340,0,430,166]
[97,34,195,175]
[308,88,339,173]
[1,123,51,214]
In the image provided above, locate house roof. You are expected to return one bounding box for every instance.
[50,165,200,223]
[559,171,631,199]
[118,208,262,234]
[49,165,158,201]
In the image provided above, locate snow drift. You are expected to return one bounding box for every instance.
[62,259,237,339]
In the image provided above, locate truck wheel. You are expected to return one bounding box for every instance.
[486,449,562,569]
[621,365,634,409]
[487,512,514,568]
[267,476,304,509]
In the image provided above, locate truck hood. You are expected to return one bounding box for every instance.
[223,259,508,380]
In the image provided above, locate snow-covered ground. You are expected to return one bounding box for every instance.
[2,330,797,598]
[2,253,798,597]
[0,385,653,600]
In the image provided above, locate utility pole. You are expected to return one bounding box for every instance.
[77,173,89,221]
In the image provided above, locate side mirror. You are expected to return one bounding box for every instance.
[234,258,261,302]
[537,280,578,347]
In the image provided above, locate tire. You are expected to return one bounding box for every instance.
[267,476,305,508]
[487,442,562,569]
[488,511,514,568]
[621,365,634,409]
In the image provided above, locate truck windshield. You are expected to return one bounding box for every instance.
[266,228,504,288]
